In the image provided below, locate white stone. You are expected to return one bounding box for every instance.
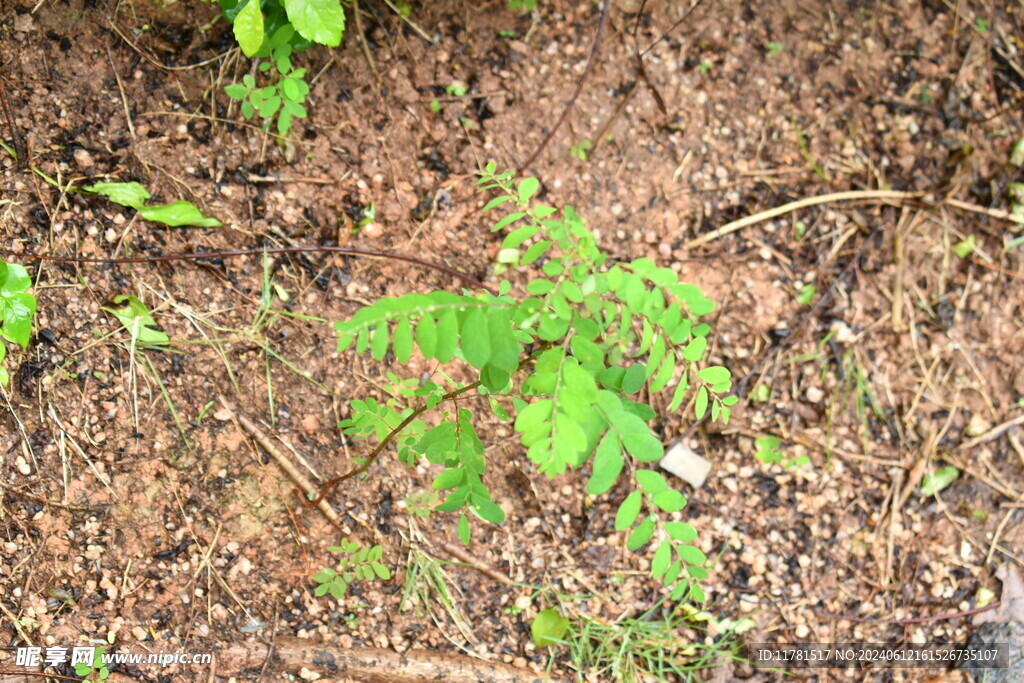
[659,441,711,489]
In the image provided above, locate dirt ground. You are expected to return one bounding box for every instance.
[2,0,1024,681]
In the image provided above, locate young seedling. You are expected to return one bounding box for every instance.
[326,163,737,602]
[570,139,592,161]
[220,0,342,136]
[313,538,391,601]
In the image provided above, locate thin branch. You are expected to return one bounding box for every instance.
[0,71,27,167]
[639,0,705,58]
[0,245,494,294]
[518,0,612,172]
[301,381,482,507]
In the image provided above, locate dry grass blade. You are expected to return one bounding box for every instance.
[683,189,923,249]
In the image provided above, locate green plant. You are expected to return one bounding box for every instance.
[218,0,343,136]
[224,49,310,136]
[920,465,959,496]
[754,434,808,469]
[750,384,770,402]
[1010,136,1024,167]
[560,602,746,681]
[532,607,570,647]
[330,164,736,602]
[754,435,782,465]
[507,0,537,11]
[954,234,978,258]
[102,296,170,348]
[766,42,785,57]
[796,284,817,306]
[696,60,713,75]
[570,139,592,161]
[73,647,110,682]
[445,81,469,97]
[84,182,222,227]
[313,538,391,600]
[0,259,37,387]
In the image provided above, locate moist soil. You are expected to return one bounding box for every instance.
[2,0,1024,681]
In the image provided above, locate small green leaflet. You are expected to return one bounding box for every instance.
[627,517,655,550]
[614,490,642,531]
[83,181,151,209]
[530,608,569,647]
[282,0,346,46]
[920,466,959,496]
[518,176,540,203]
[586,431,623,496]
[234,0,265,57]
[84,182,222,227]
[101,295,170,348]
[695,387,708,419]
[621,363,647,393]
[651,542,672,579]
[139,201,223,228]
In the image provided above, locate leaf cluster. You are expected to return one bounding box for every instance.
[224,32,310,136]
[221,0,341,135]
[313,538,391,600]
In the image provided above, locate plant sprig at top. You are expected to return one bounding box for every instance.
[0,260,37,387]
[331,164,737,602]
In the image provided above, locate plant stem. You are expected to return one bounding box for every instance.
[302,380,483,507]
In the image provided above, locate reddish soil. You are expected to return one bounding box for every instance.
[1,0,1023,681]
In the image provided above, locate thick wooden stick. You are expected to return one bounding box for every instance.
[222,636,551,682]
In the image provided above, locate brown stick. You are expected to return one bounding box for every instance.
[218,397,345,532]
[0,73,27,167]
[219,636,552,682]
